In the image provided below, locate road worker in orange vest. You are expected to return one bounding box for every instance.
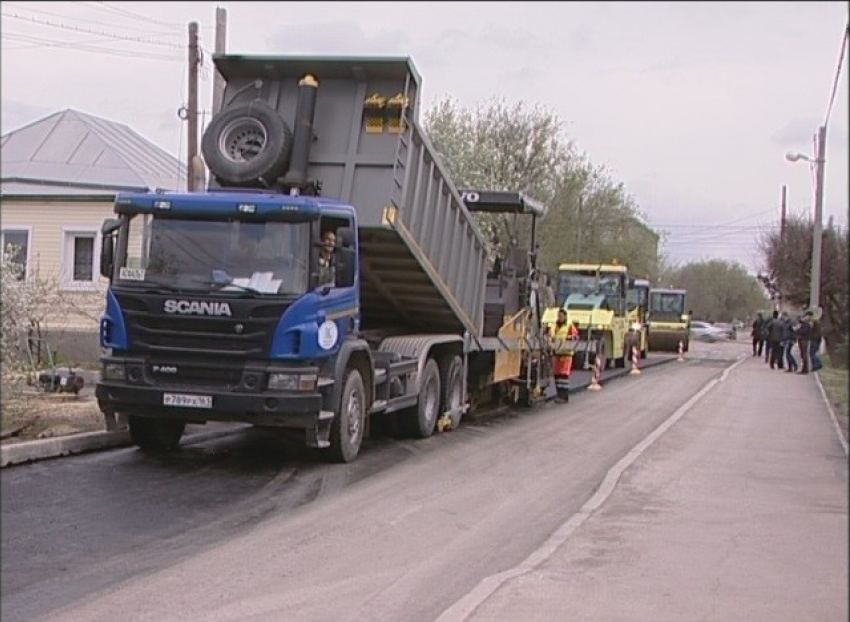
[547,309,579,403]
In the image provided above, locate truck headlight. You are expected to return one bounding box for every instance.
[268,373,318,392]
[103,362,126,381]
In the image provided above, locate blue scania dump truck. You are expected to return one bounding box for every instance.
[96,55,555,462]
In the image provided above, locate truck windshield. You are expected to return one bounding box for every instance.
[114,215,311,295]
[556,271,623,306]
[650,293,686,320]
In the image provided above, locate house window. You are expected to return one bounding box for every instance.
[62,229,98,289]
[1,229,30,280]
[73,236,95,281]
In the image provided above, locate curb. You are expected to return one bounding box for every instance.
[1,358,681,468]
[0,423,252,468]
[571,354,678,394]
[0,430,132,467]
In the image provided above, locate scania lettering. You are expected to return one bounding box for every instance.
[163,300,233,316]
[96,55,556,462]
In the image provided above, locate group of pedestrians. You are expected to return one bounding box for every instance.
[751,309,823,373]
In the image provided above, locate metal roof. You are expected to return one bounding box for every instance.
[0,109,185,197]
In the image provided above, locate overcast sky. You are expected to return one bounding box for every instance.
[2,1,847,274]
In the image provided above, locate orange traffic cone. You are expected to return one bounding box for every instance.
[629,345,641,375]
[677,340,685,362]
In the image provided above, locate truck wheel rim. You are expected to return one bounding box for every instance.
[424,378,438,422]
[346,389,362,440]
[218,118,267,163]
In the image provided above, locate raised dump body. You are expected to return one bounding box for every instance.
[209,56,488,337]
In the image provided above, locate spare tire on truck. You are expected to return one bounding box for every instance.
[201,100,293,186]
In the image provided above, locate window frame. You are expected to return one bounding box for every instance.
[60,227,100,291]
[1,226,33,281]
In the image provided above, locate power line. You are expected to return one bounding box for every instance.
[2,1,184,37]
[84,1,187,31]
[1,11,185,49]
[824,21,849,126]
[0,30,183,60]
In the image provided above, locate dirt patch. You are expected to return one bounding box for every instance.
[1,392,106,444]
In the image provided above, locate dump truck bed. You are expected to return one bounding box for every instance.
[212,55,488,337]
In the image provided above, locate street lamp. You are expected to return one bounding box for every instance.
[784,124,826,316]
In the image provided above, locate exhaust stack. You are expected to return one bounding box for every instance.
[282,74,319,196]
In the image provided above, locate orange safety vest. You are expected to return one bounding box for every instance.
[551,322,578,352]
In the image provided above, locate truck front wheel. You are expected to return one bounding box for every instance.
[128,416,185,453]
[328,368,366,463]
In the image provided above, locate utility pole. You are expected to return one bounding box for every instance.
[187,21,200,191]
[212,7,227,116]
[780,185,786,242]
[810,125,826,314]
[576,194,583,262]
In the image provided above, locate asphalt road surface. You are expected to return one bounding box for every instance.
[2,339,846,621]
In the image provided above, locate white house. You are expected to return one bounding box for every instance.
[1,109,185,362]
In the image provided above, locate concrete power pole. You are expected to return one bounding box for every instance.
[212,7,227,116]
[810,125,826,314]
[576,194,583,262]
[780,185,786,242]
[187,21,200,191]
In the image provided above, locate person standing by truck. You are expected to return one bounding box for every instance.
[547,310,578,403]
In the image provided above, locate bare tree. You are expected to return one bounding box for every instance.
[664,259,770,323]
[759,214,848,366]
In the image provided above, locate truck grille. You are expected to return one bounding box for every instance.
[117,291,287,359]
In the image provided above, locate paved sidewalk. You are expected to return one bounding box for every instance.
[452,355,849,621]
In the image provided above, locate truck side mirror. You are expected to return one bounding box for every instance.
[100,219,121,278]
[337,226,355,249]
[335,247,356,288]
[100,236,114,278]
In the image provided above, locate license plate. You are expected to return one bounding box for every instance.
[163,393,212,409]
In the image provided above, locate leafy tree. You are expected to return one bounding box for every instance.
[663,259,769,322]
[759,214,848,366]
[424,96,571,266]
[423,97,659,283]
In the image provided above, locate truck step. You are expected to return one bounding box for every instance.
[318,410,335,421]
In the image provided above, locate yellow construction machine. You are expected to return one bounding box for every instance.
[648,288,690,352]
[543,263,632,370]
[626,277,651,359]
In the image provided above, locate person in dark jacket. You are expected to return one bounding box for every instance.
[781,312,797,372]
[796,312,812,374]
[751,312,765,357]
[809,314,823,371]
[766,310,784,369]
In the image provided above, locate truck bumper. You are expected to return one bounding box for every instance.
[95,382,324,429]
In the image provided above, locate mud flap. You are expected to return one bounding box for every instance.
[306,410,334,449]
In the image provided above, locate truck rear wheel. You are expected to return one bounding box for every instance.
[201,101,293,186]
[328,368,366,463]
[439,355,464,430]
[128,416,185,453]
[403,358,441,438]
